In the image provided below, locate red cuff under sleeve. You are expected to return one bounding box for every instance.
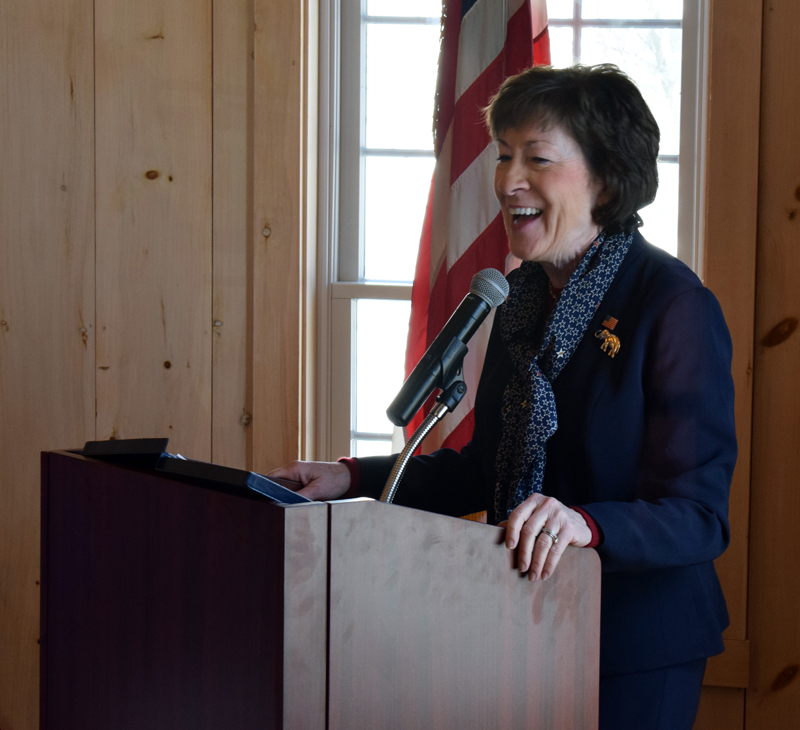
[571,506,603,548]
[337,457,361,499]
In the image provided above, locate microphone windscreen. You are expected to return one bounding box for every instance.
[469,268,509,308]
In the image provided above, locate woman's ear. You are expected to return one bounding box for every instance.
[593,178,609,207]
[590,180,609,225]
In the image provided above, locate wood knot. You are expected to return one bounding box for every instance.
[145,170,160,180]
[771,664,799,693]
[0,319,8,332]
[239,412,253,427]
[761,317,798,348]
[163,360,172,369]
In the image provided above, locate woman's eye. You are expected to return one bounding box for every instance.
[531,157,549,164]
[497,155,511,163]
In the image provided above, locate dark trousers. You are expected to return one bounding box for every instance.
[599,658,707,730]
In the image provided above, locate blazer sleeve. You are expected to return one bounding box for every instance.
[579,286,737,573]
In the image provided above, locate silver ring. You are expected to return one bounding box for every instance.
[540,528,559,545]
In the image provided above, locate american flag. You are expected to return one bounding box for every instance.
[404,0,550,453]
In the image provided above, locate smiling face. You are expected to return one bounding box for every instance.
[494,122,604,273]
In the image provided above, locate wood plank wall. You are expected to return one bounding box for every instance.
[694,0,762,725]
[0,0,314,727]
[212,0,253,468]
[696,1,800,727]
[252,0,318,472]
[0,3,96,729]
[747,0,800,725]
[94,0,214,455]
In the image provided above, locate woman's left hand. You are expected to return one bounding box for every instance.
[502,494,593,581]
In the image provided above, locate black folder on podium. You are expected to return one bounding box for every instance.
[81,438,309,504]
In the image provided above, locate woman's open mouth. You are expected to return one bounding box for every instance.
[509,206,542,224]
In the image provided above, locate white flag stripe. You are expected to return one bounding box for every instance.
[447,142,502,271]
[455,0,527,103]
[530,0,547,36]
[455,0,506,103]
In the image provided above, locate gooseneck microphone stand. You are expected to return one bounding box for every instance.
[380,370,467,504]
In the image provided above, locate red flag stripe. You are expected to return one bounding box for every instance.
[404,173,436,380]
[533,25,550,65]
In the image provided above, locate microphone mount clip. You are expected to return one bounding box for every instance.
[380,364,467,505]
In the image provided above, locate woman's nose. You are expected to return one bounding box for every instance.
[495,158,529,196]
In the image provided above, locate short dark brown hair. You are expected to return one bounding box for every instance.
[485,64,660,230]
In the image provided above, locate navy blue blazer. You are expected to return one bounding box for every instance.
[358,232,736,676]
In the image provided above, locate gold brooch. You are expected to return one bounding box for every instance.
[595,330,620,357]
[595,315,620,358]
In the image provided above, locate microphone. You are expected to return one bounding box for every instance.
[386,268,510,427]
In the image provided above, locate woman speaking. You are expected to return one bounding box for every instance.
[271,64,736,729]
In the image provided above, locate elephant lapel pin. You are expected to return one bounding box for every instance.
[595,315,621,358]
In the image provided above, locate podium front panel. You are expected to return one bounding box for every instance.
[327,499,601,730]
[41,451,327,730]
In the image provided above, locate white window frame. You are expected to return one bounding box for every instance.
[314,0,710,461]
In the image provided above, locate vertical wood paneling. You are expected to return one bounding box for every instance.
[694,0,762,715]
[95,0,213,460]
[302,2,319,462]
[703,0,762,643]
[695,687,745,730]
[212,0,253,469]
[1,0,319,726]
[0,1,95,727]
[747,1,800,726]
[251,0,313,471]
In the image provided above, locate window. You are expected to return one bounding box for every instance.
[549,0,682,254]
[316,0,708,460]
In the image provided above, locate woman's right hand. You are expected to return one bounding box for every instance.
[267,460,351,502]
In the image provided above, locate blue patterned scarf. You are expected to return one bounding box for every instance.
[493,228,633,521]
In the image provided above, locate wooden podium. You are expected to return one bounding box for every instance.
[41,450,600,729]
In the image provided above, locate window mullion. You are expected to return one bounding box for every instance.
[364,15,439,25]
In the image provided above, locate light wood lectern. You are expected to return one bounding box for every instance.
[41,450,600,729]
